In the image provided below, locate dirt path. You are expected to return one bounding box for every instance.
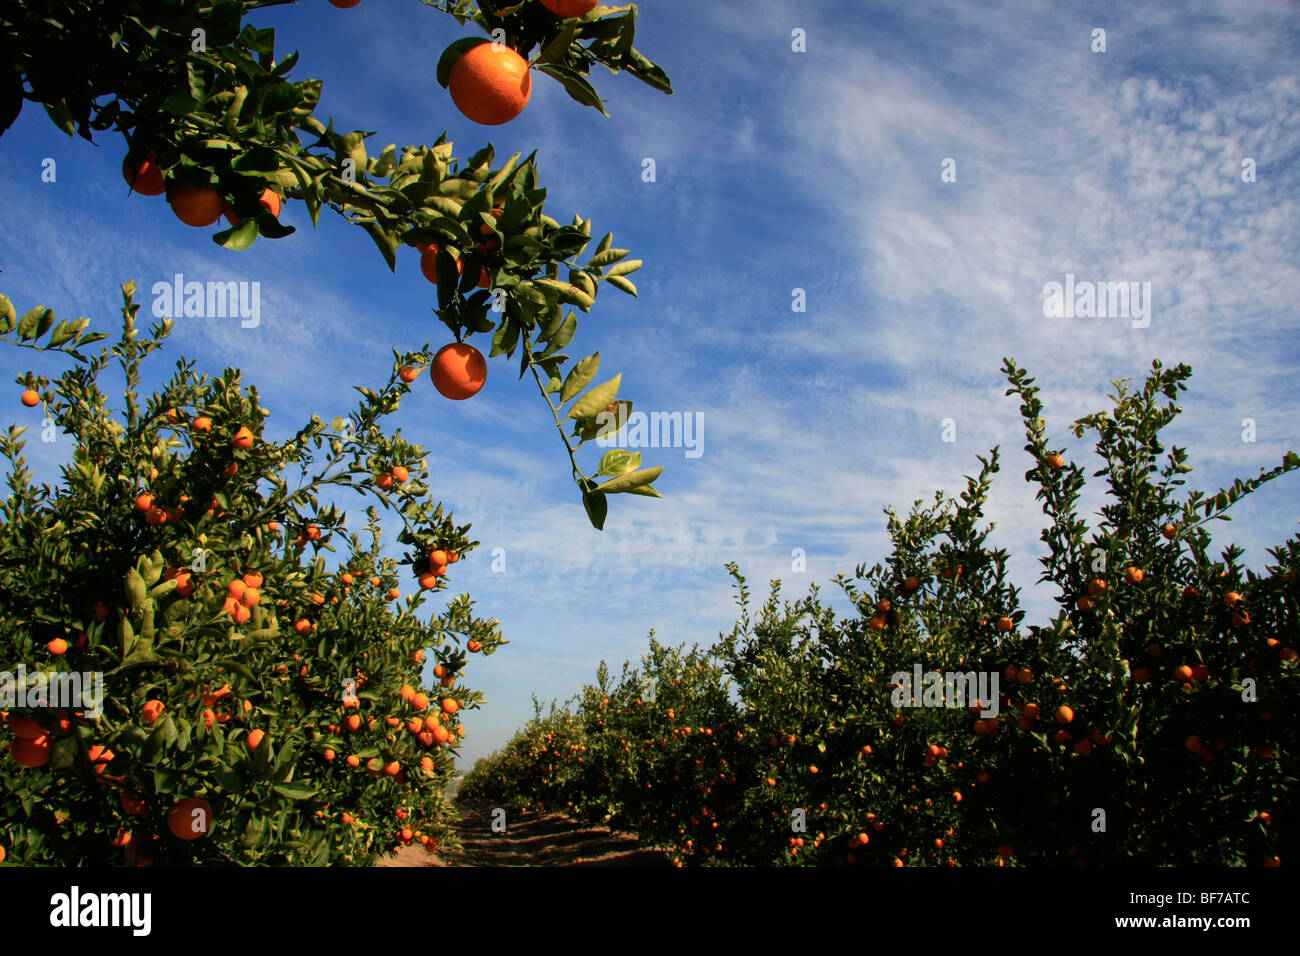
[375,798,669,867]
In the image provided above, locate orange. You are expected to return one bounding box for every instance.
[903,576,919,591]
[344,714,362,732]
[448,43,532,126]
[167,798,213,839]
[1162,524,1178,539]
[6,715,45,739]
[47,637,68,655]
[10,734,50,767]
[1016,668,1032,684]
[1087,579,1107,597]
[123,152,165,195]
[376,472,395,490]
[120,791,149,816]
[392,465,409,484]
[420,244,464,285]
[142,700,165,725]
[293,618,312,635]
[430,342,487,400]
[441,698,460,716]
[346,754,361,768]
[399,366,420,383]
[1184,735,1202,753]
[169,185,223,227]
[87,744,114,773]
[192,416,212,433]
[135,492,155,512]
[323,748,335,761]
[1046,454,1065,469]
[20,389,39,407]
[412,692,430,711]
[467,640,483,653]
[995,616,1013,633]
[232,426,254,449]
[224,188,282,225]
[540,0,599,16]
[1173,664,1194,683]
[387,588,401,600]
[1077,596,1094,612]
[1224,591,1244,607]
[1055,705,1073,724]
[1125,566,1144,584]
[246,728,265,753]
[418,572,439,590]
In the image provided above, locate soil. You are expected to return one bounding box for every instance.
[374,798,669,867]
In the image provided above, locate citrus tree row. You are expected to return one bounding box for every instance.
[0,285,513,864]
[461,359,1299,866]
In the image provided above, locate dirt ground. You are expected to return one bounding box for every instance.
[374,798,669,867]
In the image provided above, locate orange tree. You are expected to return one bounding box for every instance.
[462,358,1299,866]
[0,284,509,864]
[2,0,674,864]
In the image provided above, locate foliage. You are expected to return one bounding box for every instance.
[462,359,1300,866]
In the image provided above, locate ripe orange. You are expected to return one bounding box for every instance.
[412,692,430,711]
[246,729,265,753]
[10,734,51,767]
[134,492,155,512]
[232,426,254,449]
[903,576,920,591]
[1173,664,1194,683]
[399,366,420,383]
[540,0,599,16]
[376,472,395,490]
[324,748,336,761]
[1125,566,1145,585]
[1077,596,1095,612]
[1055,705,1074,724]
[123,152,166,195]
[392,465,409,484]
[418,572,439,590]
[47,637,68,655]
[1184,735,1202,753]
[1224,591,1244,607]
[120,791,149,816]
[448,42,532,126]
[442,698,460,716]
[169,185,223,227]
[467,640,483,652]
[387,588,401,600]
[1162,524,1178,539]
[167,798,213,839]
[1046,454,1065,469]
[6,714,44,739]
[1087,579,1107,597]
[293,618,312,635]
[192,416,212,434]
[995,616,1013,633]
[430,342,487,400]
[19,389,39,407]
[346,755,361,768]
[87,744,114,774]
[1016,668,1032,684]
[1130,667,1149,683]
[142,700,165,725]
[224,188,282,225]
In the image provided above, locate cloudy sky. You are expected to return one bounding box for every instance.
[2,0,1298,767]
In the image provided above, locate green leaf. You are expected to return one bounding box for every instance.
[582,489,608,530]
[535,21,582,65]
[43,99,75,136]
[598,449,641,476]
[604,258,642,277]
[17,306,50,342]
[593,465,664,495]
[273,784,318,800]
[588,248,629,268]
[567,374,621,420]
[561,352,600,403]
[536,63,608,114]
[606,275,637,296]
[213,218,260,251]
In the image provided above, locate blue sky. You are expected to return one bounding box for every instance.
[2,0,1298,769]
